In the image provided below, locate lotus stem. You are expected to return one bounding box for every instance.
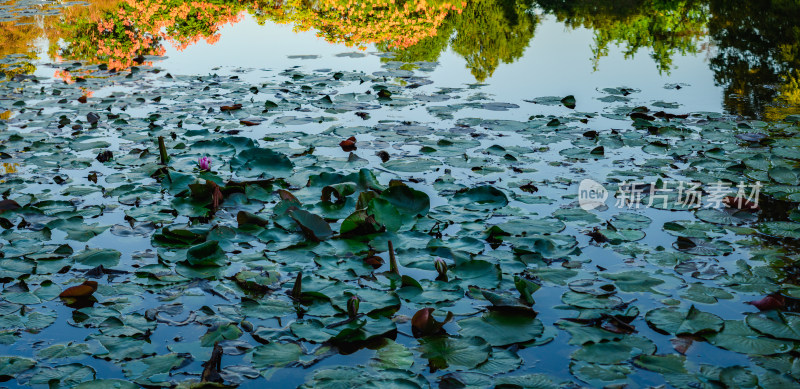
[388,240,399,275]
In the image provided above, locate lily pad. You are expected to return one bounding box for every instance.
[746,312,800,341]
[645,306,724,335]
[452,186,508,210]
[186,240,226,266]
[416,336,490,370]
[705,320,794,355]
[72,249,121,268]
[457,311,544,346]
[231,148,293,178]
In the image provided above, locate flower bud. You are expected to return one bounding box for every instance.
[347,295,360,318]
[291,271,302,300]
[434,257,447,278]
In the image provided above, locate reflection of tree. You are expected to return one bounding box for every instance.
[53,3,162,71]
[50,0,248,71]
[0,8,59,79]
[763,71,800,121]
[3,0,799,119]
[378,0,537,81]
[0,0,132,79]
[451,0,536,81]
[707,0,800,119]
[0,23,38,79]
[535,0,708,73]
[374,11,455,63]
[260,0,537,81]
[258,0,464,50]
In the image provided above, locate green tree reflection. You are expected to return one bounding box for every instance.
[1,0,798,119]
[377,0,537,82]
[451,0,537,81]
[707,0,800,119]
[535,0,709,73]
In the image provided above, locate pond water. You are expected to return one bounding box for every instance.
[1,1,800,388]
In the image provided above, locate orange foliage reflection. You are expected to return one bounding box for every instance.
[34,0,463,75]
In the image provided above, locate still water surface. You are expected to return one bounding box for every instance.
[2,0,798,119]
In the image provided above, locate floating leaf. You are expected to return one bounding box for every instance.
[705,320,794,355]
[121,353,187,385]
[37,343,91,360]
[645,306,724,335]
[634,354,687,374]
[417,336,490,370]
[372,339,413,370]
[457,311,544,346]
[452,186,508,210]
[72,249,121,268]
[291,209,334,241]
[746,312,800,341]
[30,363,95,387]
[75,380,138,389]
[186,240,226,267]
[59,281,98,298]
[0,356,36,377]
[380,185,430,216]
[251,342,303,369]
[231,148,293,178]
[201,323,243,347]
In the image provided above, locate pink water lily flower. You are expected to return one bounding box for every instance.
[198,156,211,171]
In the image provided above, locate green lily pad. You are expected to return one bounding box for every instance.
[452,186,508,210]
[759,222,800,239]
[457,311,544,346]
[75,379,139,389]
[251,342,303,369]
[746,312,800,341]
[372,339,414,370]
[634,354,687,374]
[705,320,794,355]
[645,306,724,335]
[231,148,293,178]
[201,323,242,347]
[417,336,490,370]
[0,356,36,376]
[36,343,91,360]
[121,353,186,385]
[495,374,566,388]
[186,240,226,266]
[47,217,109,242]
[571,336,655,365]
[380,185,430,216]
[72,249,121,268]
[30,363,95,387]
[291,209,334,241]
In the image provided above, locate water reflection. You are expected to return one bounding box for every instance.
[0,0,799,119]
[377,0,538,81]
[535,0,708,73]
[707,0,800,121]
